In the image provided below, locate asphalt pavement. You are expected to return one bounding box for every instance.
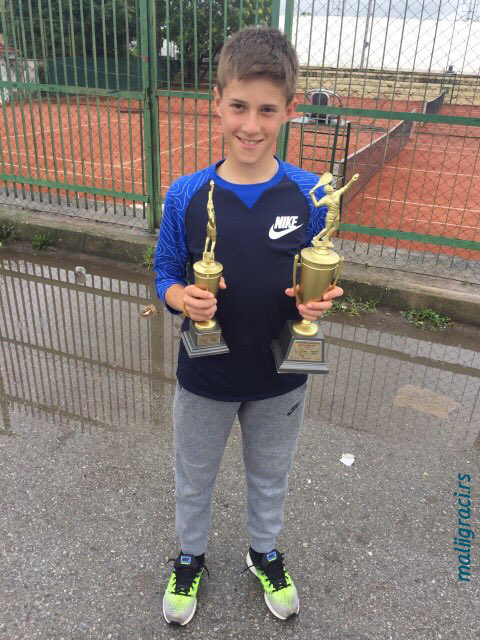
[1,247,479,639]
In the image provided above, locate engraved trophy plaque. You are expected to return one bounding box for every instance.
[181,180,230,357]
[271,171,359,374]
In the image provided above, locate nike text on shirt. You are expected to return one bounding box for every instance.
[269,216,303,240]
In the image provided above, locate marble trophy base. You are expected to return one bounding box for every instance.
[181,318,230,357]
[271,320,329,374]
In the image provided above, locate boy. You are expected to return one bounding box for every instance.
[154,26,343,626]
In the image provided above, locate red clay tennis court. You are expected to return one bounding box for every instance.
[0,96,479,264]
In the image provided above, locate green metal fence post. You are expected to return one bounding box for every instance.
[148,0,162,231]
[140,0,161,233]
[271,0,280,30]
[274,0,294,161]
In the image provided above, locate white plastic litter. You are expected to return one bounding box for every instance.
[340,453,355,466]
[74,266,86,284]
[140,304,157,317]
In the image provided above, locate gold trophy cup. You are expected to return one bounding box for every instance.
[181,180,230,357]
[271,171,359,374]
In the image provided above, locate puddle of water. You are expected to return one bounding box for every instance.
[393,385,461,418]
[1,246,479,449]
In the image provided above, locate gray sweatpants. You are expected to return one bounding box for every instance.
[173,381,307,556]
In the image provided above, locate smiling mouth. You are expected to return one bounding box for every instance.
[237,137,262,146]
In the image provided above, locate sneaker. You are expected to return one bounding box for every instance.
[162,552,209,625]
[244,548,299,620]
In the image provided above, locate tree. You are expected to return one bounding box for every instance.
[3,0,137,60]
[156,0,272,86]
[3,0,273,86]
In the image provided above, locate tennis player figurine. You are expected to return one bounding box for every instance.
[181,180,230,357]
[271,170,360,374]
[309,172,359,248]
[204,179,217,260]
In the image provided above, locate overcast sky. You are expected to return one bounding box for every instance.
[284,0,479,20]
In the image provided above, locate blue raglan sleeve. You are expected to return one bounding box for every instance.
[280,161,328,245]
[306,183,328,245]
[153,179,189,315]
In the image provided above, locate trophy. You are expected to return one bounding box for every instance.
[271,171,360,374]
[181,180,230,357]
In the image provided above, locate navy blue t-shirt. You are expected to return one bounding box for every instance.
[154,157,327,401]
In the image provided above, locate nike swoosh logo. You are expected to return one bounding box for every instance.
[269,224,303,240]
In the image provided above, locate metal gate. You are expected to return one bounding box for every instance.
[1,0,479,282]
[0,0,275,233]
[0,0,155,229]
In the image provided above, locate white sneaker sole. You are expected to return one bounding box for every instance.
[246,552,300,620]
[162,595,197,626]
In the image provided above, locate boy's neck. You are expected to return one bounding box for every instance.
[216,155,278,184]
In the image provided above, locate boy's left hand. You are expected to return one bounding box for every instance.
[284,285,344,321]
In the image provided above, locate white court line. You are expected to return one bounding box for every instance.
[402,145,480,154]
[160,134,223,154]
[378,165,480,178]
[2,138,220,173]
[11,148,143,168]
[0,119,130,143]
[0,162,143,189]
[362,196,480,214]
[0,118,219,144]
[404,218,479,230]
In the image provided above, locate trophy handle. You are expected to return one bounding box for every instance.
[332,256,344,287]
[292,254,301,306]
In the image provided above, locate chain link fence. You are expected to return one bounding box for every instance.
[0,0,479,282]
[1,250,479,446]
[0,250,159,434]
[288,0,480,283]
[0,0,149,229]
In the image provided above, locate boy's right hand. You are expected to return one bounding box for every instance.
[183,277,227,321]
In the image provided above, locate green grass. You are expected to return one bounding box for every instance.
[400,308,452,331]
[0,221,19,246]
[32,231,54,251]
[324,295,378,317]
[142,245,155,269]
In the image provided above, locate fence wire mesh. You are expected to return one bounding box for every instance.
[292,0,480,110]
[289,0,480,283]
[0,0,479,282]
[0,250,154,433]
[0,0,148,229]
[154,1,272,191]
[1,250,479,447]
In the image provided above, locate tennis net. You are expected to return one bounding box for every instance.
[333,115,415,204]
[423,91,446,115]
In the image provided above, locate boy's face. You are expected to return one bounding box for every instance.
[214,77,297,169]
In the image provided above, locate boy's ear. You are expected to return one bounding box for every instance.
[285,96,298,120]
[213,86,222,115]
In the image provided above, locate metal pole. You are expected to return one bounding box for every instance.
[140,0,161,233]
[360,0,373,69]
[276,0,294,161]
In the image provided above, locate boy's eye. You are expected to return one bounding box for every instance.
[231,103,244,110]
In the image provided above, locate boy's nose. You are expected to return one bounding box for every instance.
[241,112,261,136]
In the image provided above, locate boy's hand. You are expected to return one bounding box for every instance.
[285,284,343,321]
[183,277,227,321]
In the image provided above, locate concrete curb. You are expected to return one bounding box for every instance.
[1,206,479,325]
[0,206,154,264]
[340,263,480,325]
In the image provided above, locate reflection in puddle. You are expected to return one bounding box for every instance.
[1,249,479,448]
[393,385,461,418]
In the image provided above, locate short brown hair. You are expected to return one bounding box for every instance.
[216,27,298,104]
